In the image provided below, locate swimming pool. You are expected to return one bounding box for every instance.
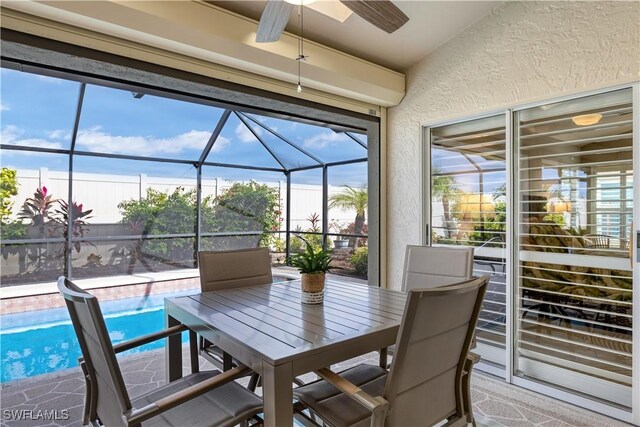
[0,289,199,383]
[0,275,293,383]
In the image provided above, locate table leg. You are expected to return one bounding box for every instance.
[165,314,183,382]
[189,330,199,373]
[262,362,293,427]
[223,352,233,371]
[379,347,388,369]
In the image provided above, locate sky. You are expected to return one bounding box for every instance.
[0,68,368,187]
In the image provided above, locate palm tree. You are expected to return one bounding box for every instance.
[432,168,458,240]
[329,185,367,239]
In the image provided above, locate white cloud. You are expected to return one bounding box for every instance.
[303,131,349,149]
[75,127,226,156]
[210,136,229,153]
[235,122,260,143]
[1,125,63,149]
[47,129,71,140]
[0,103,10,111]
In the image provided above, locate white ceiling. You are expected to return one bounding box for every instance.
[208,1,502,72]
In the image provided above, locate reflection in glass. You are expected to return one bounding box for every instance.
[430,115,507,365]
[516,89,633,406]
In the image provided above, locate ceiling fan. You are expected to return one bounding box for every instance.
[256,0,409,43]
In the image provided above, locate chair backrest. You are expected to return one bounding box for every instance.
[402,245,474,291]
[58,277,131,427]
[384,275,488,426]
[198,247,273,292]
[583,234,611,248]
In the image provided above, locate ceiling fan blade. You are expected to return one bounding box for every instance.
[339,0,409,34]
[256,0,294,43]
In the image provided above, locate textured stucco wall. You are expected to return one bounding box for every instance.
[386,1,640,289]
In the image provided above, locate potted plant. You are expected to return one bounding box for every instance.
[329,220,349,248]
[333,237,349,249]
[288,239,332,304]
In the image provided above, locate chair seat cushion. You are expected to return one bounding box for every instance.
[134,371,262,427]
[294,364,387,427]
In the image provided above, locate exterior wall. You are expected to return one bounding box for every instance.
[387,1,640,289]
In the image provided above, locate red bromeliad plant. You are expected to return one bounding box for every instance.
[18,186,56,231]
[18,186,93,276]
[54,200,93,249]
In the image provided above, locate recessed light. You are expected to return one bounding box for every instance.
[571,113,603,126]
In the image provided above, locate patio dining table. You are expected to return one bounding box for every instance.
[164,279,407,426]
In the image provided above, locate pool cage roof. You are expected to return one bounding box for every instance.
[0,64,372,276]
[0,67,369,174]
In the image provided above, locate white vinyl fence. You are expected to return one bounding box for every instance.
[8,168,360,231]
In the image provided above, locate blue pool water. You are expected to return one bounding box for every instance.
[0,289,197,383]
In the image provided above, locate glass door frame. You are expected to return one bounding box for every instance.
[421,82,639,425]
[421,109,512,378]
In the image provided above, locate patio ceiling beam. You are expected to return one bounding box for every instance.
[344,132,368,150]
[197,109,231,166]
[287,157,368,173]
[199,161,284,173]
[1,144,285,173]
[237,112,325,166]
[1,144,71,156]
[234,111,288,171]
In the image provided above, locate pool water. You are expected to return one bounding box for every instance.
[0,289,197,383]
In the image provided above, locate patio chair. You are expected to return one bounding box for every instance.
[582,234,611,248]
[387,245,478,424]
[58,277,263,427]
[402,245,474,291]
[293,275,489,427]
[198,248,272,390]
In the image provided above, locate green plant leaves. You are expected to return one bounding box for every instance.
[287,236,332,274]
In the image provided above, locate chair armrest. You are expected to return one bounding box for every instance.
[315,368,388,427]
[126,365,251,425]
[113,324,187,354]
[78,324,189,368]
[467,351,480,365]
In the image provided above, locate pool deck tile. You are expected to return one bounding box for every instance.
[0,346,627,427]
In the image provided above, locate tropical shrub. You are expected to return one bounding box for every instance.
[209,181,280,247]
[1,168,27,265]
[118,187,198,265]
[350,247,368,277]
[1,167,19,222]
[117,182,280,265]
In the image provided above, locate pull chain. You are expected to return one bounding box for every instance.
[296,3,307,93]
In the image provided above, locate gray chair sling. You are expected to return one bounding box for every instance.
[294,275,488,427]
[402,245,474,291]
[198,248,273,389]
[58,277,262,427]
[398,245,478,425]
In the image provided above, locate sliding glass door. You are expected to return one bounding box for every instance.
[428,115,508,369]
[514,88,634,407]
[425,85,637,420]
